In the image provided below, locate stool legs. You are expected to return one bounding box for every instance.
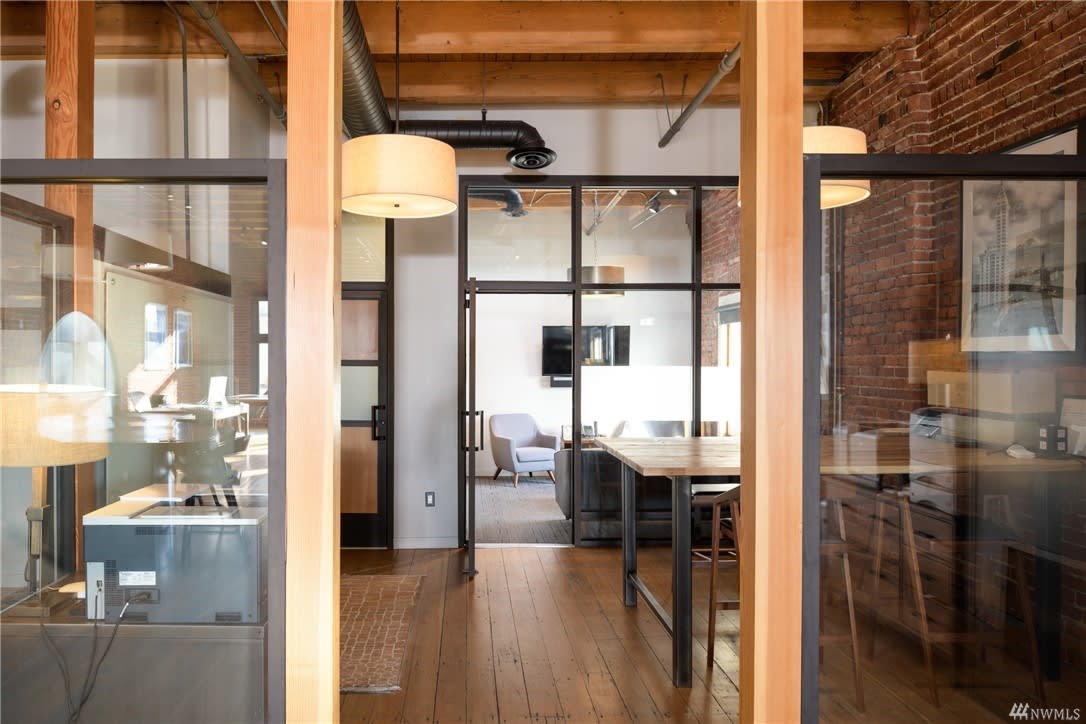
[707,499,722,663]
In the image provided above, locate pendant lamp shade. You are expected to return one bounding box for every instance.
[342,134,458,219]
[802,126,871,209]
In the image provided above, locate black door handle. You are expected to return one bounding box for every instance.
[371,404,387,441]
[478,410,485,452]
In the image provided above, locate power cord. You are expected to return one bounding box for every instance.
[40,588,151,724]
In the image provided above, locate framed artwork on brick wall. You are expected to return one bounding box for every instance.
[961,126,1080,354]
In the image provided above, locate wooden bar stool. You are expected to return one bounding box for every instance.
[868,490,1045,707]
[691,482,740,663]
[820,497,865,711]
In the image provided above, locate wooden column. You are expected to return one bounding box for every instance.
[286,2,342,722]
[44,0,95,568]
[738,1,804,723]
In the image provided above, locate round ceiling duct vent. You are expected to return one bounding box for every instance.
[507,147,557,170]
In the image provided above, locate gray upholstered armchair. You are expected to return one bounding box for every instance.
[489,413,560,487]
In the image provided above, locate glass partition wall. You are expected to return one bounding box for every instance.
[459,179,739,546]
[0,160,285,723]
[804,147,1086,722]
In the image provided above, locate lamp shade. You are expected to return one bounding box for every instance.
[581,265,625,297]
[342,134,458,219]
[802,126,871,209]
[0,384,109,467]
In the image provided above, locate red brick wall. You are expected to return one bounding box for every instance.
[828,0,1086,425]
[827,0,1086,668]
[701,188,740,365]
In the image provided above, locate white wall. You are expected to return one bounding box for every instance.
[393,104,744,547]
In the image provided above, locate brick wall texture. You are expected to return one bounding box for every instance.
[825,0,1086,668]
[701,188,741,366]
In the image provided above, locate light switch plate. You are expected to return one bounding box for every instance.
[425,491,436,507]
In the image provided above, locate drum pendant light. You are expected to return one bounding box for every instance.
[341,1,457,219]
[802,126,871,209]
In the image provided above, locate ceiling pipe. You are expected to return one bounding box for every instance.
[340,2,556,169]
[343,0,392,136]
[399,120,556,170]
[467,188,526,217]
[188,0,287,127]
[267,0,288,32]
[658,43,741,148]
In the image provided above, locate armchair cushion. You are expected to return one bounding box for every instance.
[516,446,556,463]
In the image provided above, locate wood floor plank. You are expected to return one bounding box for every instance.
[465,550,501,723]
[337,546,1046,724]
[514,548,599,721]
[502,548,566,720]
[486,549,533,723]
[584,559,703,722]
[397,549,451,723]
[531,548,631,721]
[433,553,469,722]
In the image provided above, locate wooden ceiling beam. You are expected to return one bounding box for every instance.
[258,58,840,106]
[2,1,907,58]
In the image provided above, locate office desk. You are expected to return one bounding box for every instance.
[597,434,1084,688]
[594,436,740,687]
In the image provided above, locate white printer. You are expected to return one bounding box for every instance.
[83,493,266,624]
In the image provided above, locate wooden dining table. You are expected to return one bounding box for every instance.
[594,436,741,688]
[595,433,1085,688]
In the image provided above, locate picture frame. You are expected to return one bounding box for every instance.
[1060,395,1086,457]
[960,127,1080,354]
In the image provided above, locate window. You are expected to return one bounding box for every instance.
[174,309,192,367]
[143,302,168,370]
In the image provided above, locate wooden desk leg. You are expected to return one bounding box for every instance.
[672,475,693,688]
[621,465,637,607]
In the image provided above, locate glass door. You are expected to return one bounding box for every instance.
[340,291,390,547]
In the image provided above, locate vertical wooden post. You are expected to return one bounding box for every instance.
[44,0,96,568]
[738,1,804,722]
[286,2,342,721]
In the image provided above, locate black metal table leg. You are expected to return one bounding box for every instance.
[672,474,693,688]
[622,464,638,607]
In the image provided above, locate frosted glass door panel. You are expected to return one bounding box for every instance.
[341,366,379,422]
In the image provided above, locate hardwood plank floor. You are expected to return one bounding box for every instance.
[340,547,1084,723]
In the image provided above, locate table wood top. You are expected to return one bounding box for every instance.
[594,437,741,477]
[595,433,1085,478]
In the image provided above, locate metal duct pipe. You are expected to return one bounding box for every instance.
[268,0,288,31]
[188,0,287,127]
[400,120,556,169]
[343,1,392,136]
[340,5,556,168]
[467,188,526,217]
[658,43,741,148]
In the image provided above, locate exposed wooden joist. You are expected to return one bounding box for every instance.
[1,1,907,58]
[285,1,342,722]
[43,0,96,572]
[738,0,805,722]
[258,57,845,106]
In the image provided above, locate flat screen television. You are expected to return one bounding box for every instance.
[542,326,573,376]
[542,325,630,376]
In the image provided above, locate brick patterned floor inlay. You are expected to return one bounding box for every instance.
[340,574,423,692]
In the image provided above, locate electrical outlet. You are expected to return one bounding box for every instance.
[425,491,436,507]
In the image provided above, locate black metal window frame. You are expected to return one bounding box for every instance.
[0,158,288,724]
[800,149,1086,723]
[456,174,740,545]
